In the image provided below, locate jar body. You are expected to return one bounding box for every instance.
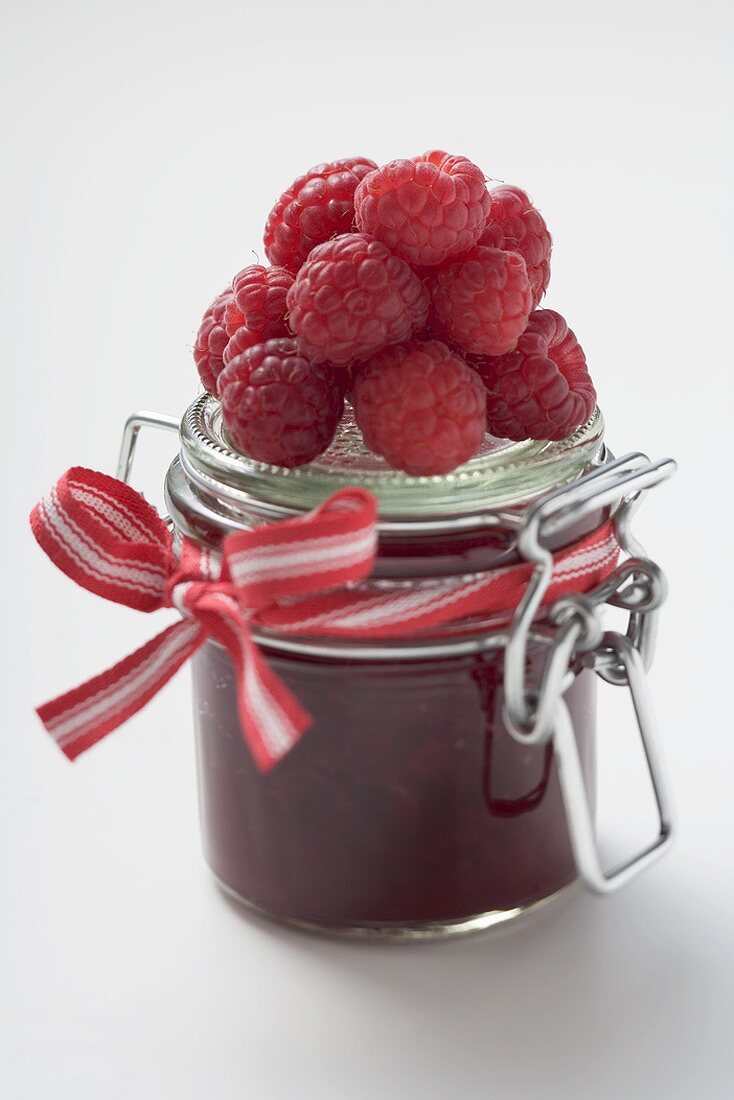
[168,396,607,936]
[192,637,596,935]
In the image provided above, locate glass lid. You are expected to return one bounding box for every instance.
[176,394,605,522]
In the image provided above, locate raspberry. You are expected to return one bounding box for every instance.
[224,265,294,339]
[479,185,551,308]
[218,337,344,467]
[194,288,232,393]
[352,340,487,476]
[286,232,429,366]
[264,157,378,272]
[354,151,491,268]
[222,325,261,373]
[471,309,597,441]
[429,246,532,356]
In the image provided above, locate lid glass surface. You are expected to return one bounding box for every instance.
[176,394,605,525]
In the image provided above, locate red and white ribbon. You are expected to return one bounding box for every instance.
[31,467,619,771]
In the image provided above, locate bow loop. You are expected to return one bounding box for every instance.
[30,466,175,612]
[222,487,378,610]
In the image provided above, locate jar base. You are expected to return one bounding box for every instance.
[212,874,578,942]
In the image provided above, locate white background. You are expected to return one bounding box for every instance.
[2,1,734,1096]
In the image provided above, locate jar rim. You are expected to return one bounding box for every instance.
[175,394,605,528]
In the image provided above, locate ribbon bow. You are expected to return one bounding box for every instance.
[31,467,620,771]
[30,468,378,771]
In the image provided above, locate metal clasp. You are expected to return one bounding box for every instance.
[503,452,677,893]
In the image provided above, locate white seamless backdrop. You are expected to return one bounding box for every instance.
[2,1,733,1097]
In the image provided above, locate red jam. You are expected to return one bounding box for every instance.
[192,637,595,928]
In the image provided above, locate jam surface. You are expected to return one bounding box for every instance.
[193,639,595,926]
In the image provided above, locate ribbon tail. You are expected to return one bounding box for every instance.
[37,618,206,760]
[203,599,311,772]
[236,631,312,772]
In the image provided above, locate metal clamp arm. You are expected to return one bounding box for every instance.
[116,410,180,484]
[502,452,677,894]
[554,632,675,893]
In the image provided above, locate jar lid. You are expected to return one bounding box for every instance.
[168,393,605,535]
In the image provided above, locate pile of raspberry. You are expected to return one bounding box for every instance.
[193,151,597,475]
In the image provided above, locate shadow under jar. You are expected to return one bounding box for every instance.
[166,397,608,939]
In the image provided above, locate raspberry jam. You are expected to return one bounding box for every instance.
[193,640,596,929]
[167,396,606,936]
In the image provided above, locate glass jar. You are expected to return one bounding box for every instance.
[155,396,671,939]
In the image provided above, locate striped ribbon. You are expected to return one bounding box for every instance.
[31,467,619,771]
